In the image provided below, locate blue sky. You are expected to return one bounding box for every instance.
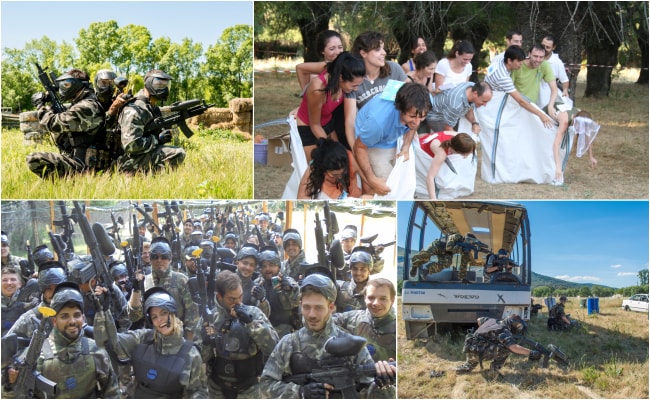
[397,201,649,288]
[1,1,252,52]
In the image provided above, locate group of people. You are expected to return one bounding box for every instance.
[27,67,185,178]
[291,29,600,199]
[1,211,397,398]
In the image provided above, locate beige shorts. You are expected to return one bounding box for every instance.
[367,147,396,179]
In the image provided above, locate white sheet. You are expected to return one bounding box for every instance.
[473,91,559,184]
[281,115,308,199]
[374,136,417,200]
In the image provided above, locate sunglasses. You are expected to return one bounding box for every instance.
[151,254,170,260]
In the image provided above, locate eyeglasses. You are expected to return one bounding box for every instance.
[150,254,170,260]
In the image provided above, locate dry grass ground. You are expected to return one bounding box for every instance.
[254,60,648,199]
[397,296,649,399]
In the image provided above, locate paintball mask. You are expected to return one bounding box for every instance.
[94,69,117,99]
[144,70,172,102]
[56,73,88,101]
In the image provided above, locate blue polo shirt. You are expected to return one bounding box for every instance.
[355,95,409,149]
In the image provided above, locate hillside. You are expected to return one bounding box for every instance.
[532,271,615,290]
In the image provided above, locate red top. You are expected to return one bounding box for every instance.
[297,70,343,127]
[419,131,455,158]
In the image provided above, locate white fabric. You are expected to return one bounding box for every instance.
[374,136,416,200]
[573,116,600,158]
[413,138,477,199]
[475,91,557,184]
[435,58,472,90]
[281,115,308,199]
[539,53,570,106]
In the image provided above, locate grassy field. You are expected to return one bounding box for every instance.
[254,58,649,199]
[397,296,649,399]
[1,127,253,199]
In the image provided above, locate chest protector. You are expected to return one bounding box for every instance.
[132,331,193,398]
[210,317,263,386]
[1,301,24,335]
[41,336,97,399]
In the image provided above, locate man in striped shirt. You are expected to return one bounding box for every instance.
[425,81,492,134]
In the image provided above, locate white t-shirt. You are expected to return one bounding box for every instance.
[539,52,569,106]
[435,58,472,90]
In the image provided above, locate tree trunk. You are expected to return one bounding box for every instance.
[582,2,622,98]
[635,5,649,84]
[297,3,332,62]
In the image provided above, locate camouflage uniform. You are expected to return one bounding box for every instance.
[117,89,186,173]
[239,271,271,317]
[332,308,396,362]
[1,255,23,269]
[201,300,279,398]
[253,274,301,338]
[259,317,391,399]
[4,300,46,340]
[140,268,199,337]
[27,88,107,177]
[458,318,516,374]
[93,310,207,398]
[81,282,131,332]
[1,290,39,336]
[335,279,367,313]
[5,326,120,398]
[281,250,306,282]
[410,234,471,280]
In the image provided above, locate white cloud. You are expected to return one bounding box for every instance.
[610,264,622,269]
[554,275,601,282]
[616,272,637,277]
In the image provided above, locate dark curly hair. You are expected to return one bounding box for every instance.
[306,139,350,199]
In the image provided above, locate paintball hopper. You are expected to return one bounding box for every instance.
[92,223,116,256]
[329,239,345,270]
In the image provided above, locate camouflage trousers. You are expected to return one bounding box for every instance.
[207,378,260,399]
[410,250,469,279]
[26,151,85,178]
[117,145,186,174]
[466,343,510,371]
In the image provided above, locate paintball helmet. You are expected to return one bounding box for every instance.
[144,69,172,102]
[184,245,200,260]
[150,237,172,258]
[258,245,281,266]
[236,243,258,262]
[300,271,337,302]
[283,229,302,249]
[340,227,357,241]
[37,267,67,293]
[224,232,238,246]
[94,69,117,97]
[55,70,89,101]
[143,287,177,324]
[559,296,567,302]
[445,233,464,252]
[68,258,96,284]
[349,246,373,269]
[503,314,527,335]
[114,76,129,91]
[32,245,55,268]
[50,282,85,313]
[1,232,8,245]
[109,263,128,280]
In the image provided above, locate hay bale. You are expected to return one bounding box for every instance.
[19,111,39,123]
[229,98,252,113]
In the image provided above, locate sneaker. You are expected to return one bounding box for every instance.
[455,362,476,374]
[550,178,564,186]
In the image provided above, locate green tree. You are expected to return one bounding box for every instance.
[638,269,648,285]
[159,38,203,100]
[74,20,121,71]
[579,286,591,297]
[114,24,153,76]
[205,25,253,106]
[533,285,553,297]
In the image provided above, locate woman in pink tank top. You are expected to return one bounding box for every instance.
[419,131,476,199]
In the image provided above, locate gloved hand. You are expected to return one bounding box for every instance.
[528,350,542,361]
[233,304,253,324]
[300,382,327,399]
[281,279,293,292]
[107,93,128,117]
[31,92,46,109]
[251,285,266,303]
[201,324,216,346]
[158,129,173,144]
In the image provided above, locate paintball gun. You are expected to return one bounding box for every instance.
[188,248,213,323]
[153,99,215,139]
[133,203,162,235]
[285,332,395,398]
[12,306,58,398]
[23,241,36,278]
[360,234,396,275]
[126,214,144,294]
[454,233,490,259]
[52,201,76,261]
[514,335,569,368]
[34,63,65,114]
[47,230,69,273]
[314,203,345,279]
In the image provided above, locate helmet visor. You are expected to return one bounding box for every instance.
[58,78,75,91]
[96,79,114,89]
[151,77,171,91]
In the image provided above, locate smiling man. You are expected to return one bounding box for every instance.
[354,82,433,195]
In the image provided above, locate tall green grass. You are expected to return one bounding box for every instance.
[1,127,253,199]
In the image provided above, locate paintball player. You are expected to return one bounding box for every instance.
[483,248,516,281]
[336,246,373,312]
[548,296,573,330]
[1,267,39,336]
[332,278,397,362]
[254,245,301,338]
[109,262,133,300]
[409,233,478,281]
[180,219,195,249]
[116,69,186,174]
[183,244,200,279]
[455,315,541,379]
[281,229,306,282]
[93,287,207,398]
[27,68,108,177]
[259,271,395,399]
[93,69,129,130]
[67,258,131,332]
[141,241,152,275]
[336,225,358,281]
[235,244,271,316]
[4,282,120,398]
[1,232,24,270]
[223,231,240,252]
[201,270,279,398]
[130,237,199,340]
[256,214,272,244]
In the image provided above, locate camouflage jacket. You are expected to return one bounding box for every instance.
[332,308,396,361]
[550,303,566,318]
[281,251,306,282]
[1,290,39,336]
[239,271,271,316]
[1,254,23,269]
[335,279,367,312]
[259,317,381,399]
[200,300,279,382]
[37,88,106,151]
[94,310,207,399]
[5,300,45,340]
[142,268,199,335]
[253,274,300,336]
[4,327,120,399]
[118,89,161,155]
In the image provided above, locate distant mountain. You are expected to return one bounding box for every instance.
[532,271,615,290]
